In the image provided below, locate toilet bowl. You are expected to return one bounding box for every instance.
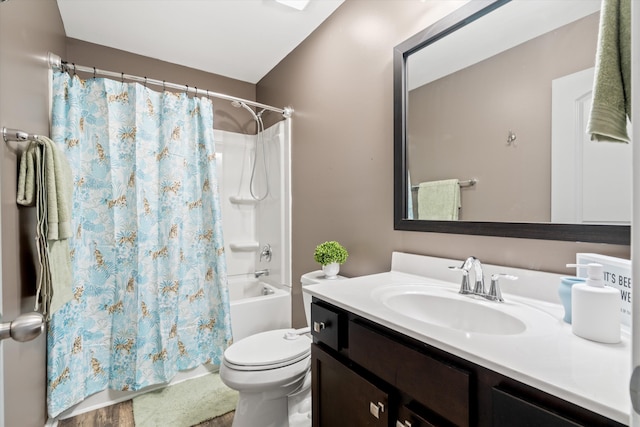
[219,271,344,427]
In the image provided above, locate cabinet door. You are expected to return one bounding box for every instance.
[312,343,389,427]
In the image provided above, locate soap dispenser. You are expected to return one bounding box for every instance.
[567,263,620,344]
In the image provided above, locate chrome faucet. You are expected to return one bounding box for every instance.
[254,269,270,278]
[449,256,484,296]
[449,258,517,303]
[259,244,272,262]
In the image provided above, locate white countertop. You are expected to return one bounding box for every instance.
[303,253,631,425]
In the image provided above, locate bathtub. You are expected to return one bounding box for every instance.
[53,275,291,423]
[228,275,292,342]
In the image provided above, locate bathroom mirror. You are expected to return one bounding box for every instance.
[393,0,630,244]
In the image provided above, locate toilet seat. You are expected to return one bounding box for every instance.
[223,328,311,371]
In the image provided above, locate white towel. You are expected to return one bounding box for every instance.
[417,179,460,220]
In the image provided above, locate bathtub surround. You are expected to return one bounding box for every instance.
[227,277,291,341]
[219,119,292,299]
[47,71,233,417]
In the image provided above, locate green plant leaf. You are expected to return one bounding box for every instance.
[313,241,348,265]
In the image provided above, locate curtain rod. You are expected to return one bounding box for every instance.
[47,53,293,118]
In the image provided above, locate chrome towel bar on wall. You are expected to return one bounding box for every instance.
[2,127,42,144]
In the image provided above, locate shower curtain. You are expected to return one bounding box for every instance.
[47,71,233,417]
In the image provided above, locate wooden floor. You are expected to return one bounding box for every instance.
[57,400,234,427]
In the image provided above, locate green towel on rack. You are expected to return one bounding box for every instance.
[417,179,460,220]
[587,0,631,143]
[17,136,74,317]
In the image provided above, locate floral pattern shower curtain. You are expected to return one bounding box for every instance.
[47,71,233,417]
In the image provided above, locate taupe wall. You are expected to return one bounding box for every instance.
[256,0,630,327]
[0,1,66,425]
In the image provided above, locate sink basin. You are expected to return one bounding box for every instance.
[374,285,528,335]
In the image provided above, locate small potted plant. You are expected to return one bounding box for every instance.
[314,241,348,279]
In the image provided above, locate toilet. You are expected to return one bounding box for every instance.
[220,271,344,427]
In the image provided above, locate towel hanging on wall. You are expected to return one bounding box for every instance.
[417,179,461,220]
[16,135,74,317]
[586,0,631,143]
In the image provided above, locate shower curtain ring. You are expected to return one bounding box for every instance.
[162,80,166,91]
[144,77,147,88]
[194,87,197,97]
[185,84,189,95]
[72,63,76,76]
[93,67,96,79]
[121,72,124,84]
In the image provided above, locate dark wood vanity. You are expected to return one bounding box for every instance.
[311,298,626,427]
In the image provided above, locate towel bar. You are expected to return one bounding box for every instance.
[2,127,42,144]
[411,178,477,191]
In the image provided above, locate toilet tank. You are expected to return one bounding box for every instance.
[301,270,346,327]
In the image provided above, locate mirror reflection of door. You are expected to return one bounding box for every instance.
[552,68,632,224]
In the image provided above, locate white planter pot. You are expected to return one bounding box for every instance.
[322,262,340,279]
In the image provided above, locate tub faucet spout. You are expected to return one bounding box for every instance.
[255,269,270,278]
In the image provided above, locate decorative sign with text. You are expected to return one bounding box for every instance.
[576,253,631,327]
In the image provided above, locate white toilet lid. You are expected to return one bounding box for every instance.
[224,328,311,370]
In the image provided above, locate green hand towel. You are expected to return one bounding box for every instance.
[16,143,38,206]
[41,136,73,240]
[417,179,460,220]
[16,136,74,317]
[587,0,631,143]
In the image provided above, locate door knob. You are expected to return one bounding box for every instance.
[0,312,45,342]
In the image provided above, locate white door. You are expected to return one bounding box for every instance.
[551,67,632,224]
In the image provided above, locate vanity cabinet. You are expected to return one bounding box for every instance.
[310,299,627,427]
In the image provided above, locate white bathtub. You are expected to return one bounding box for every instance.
[228,275,292,342]
[53,276,291,423]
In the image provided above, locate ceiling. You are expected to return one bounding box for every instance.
[56,0,344,84]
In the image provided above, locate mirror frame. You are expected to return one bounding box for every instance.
[393,0,630,245]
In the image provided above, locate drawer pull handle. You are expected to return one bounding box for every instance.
[396,421,412,427]
[313,321,326,333]
[369,401,385,419]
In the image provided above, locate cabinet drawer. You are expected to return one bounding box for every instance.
[492,387,582,427]
[311,302,344,351]
[349,320,470,427]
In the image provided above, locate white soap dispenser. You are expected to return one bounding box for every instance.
[567,263,620,344]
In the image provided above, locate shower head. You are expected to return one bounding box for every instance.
[232,100,259,122]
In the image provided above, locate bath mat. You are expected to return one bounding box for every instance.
[132,373,238,427]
